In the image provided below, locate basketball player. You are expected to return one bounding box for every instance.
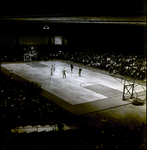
[51,65,54,76]
[70,63,74,73]
[53,64,56,72]
[62,67,67,78]
[79,67,82,77]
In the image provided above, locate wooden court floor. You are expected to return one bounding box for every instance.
[1,60,146,116]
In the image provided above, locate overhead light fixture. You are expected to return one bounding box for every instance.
[43,25,49,29]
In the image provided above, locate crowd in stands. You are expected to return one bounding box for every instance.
[61,50,146,80]
[0,70,146,149]
[0,49,146,149]
[1,116,146,150]
[1,49,146,80]
[0,72,72,134]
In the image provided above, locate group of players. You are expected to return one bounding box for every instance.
[50,63,82,78]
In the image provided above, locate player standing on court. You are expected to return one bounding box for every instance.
[70,63,74,73]
[79,67,82,77]
[53,64,56,72]
[51,65,54,76]
[62,67,67,78]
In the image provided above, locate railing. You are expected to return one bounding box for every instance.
[11,123,70,134]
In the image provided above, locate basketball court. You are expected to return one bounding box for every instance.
[1,60,146,116]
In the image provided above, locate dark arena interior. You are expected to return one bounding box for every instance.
[0,2,146,150]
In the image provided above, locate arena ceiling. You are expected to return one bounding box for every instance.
[1,1,146,25]
[1,16,146,25]
[0,2,146,54]
[0,1,146,35]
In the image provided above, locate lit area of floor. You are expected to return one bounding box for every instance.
[1,60,146,117]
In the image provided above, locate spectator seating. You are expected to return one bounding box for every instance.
[0,49,146,150]
[1,48,146,81]
[0,73,71,132]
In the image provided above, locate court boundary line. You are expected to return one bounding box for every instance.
[1,61,138,116]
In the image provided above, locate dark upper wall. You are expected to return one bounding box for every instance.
[1,0,146,56]
[0,23,146,55]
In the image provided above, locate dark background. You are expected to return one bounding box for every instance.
[0,1,146,55]
[1,1,146,16]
